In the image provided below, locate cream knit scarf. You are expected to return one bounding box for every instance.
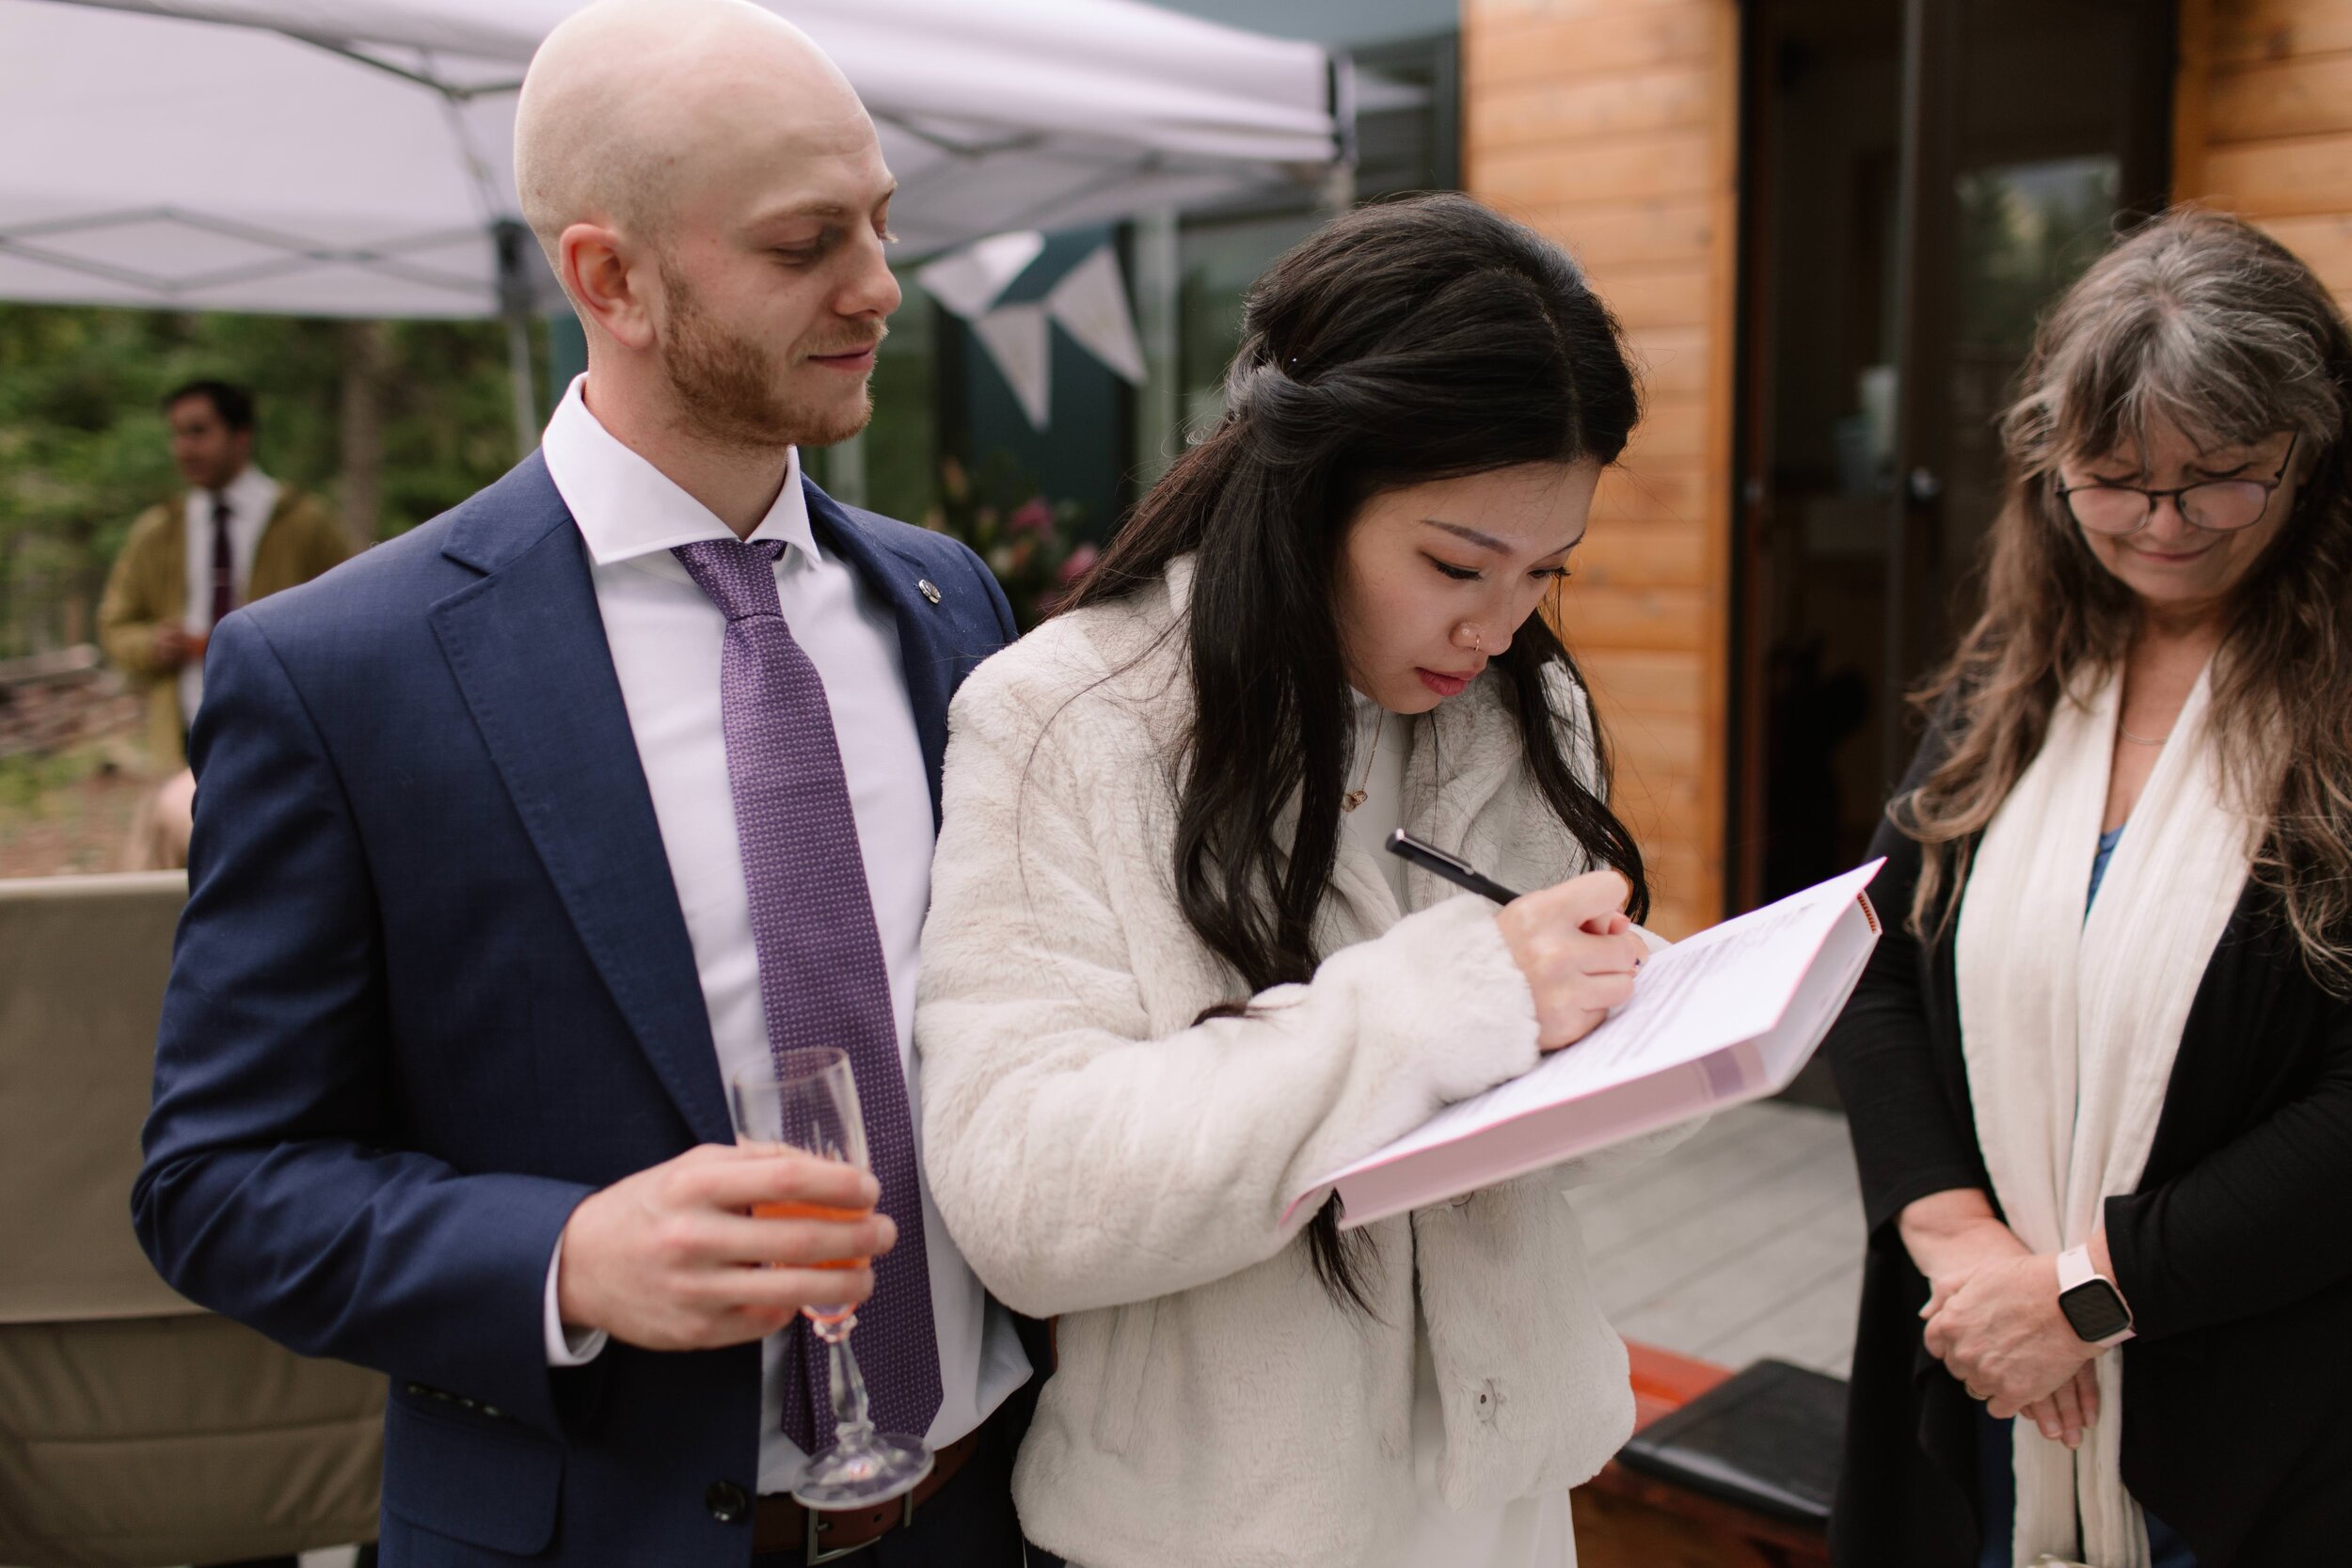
[1954,663,2250,1568]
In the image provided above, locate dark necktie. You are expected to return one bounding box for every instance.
[210,495,235,627]
[670,537,944,1450]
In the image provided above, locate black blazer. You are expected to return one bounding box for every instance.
[1824,722,2352,1568]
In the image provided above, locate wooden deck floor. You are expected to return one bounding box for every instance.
[1569,1101,1866,1380]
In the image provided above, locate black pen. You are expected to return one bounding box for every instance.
[1384,830,1526,906]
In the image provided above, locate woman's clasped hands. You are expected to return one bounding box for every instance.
[1902,1190,2106,1450]
[1496,868,1648,1051]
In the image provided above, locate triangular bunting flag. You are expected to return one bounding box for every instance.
[970,302,1053,430]
[1044,244,1147,386]
[915,230,1046,321]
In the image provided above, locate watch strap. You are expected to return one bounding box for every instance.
[2056,1244,2098,1292]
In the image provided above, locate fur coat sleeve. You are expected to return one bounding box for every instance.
[915,650,1549,1320]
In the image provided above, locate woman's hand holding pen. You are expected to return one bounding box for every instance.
[1496,868,1647,1051]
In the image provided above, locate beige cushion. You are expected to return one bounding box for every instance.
[0,873,384,1566]
[0,1315,384,1568]
[0,874,196,1323]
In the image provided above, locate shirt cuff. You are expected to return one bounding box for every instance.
[543,1234,609,1367]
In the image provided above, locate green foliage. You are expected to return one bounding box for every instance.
[0,746,90,816]
[375,319,541,531]
[0,303,527,657]
[853,284,940,530]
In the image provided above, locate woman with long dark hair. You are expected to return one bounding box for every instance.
[914,194,1664,1567]
[1827,208,2352,1568]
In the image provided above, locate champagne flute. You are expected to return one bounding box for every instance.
[728,1049,934,1509]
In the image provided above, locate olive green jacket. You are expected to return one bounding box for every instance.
[97,484,352,771]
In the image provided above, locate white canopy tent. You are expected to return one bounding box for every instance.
[0,0,1343,444]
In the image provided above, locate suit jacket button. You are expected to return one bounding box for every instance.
[705,1481,751,1524]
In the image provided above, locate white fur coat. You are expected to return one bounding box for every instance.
[915,561,1653,1568]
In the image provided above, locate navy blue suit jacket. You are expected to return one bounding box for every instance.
[133,454,1022,1566]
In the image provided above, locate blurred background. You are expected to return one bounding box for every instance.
[14,0,2337,959]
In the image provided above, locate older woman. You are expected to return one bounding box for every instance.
[1827,209,2352,1568]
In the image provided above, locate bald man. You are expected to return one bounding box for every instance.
[134,4,1043,1564]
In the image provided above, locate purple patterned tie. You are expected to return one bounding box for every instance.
[210,496,236,626]
[672,537,943,1449]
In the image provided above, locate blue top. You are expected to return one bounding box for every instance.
[2088,823,2125,911]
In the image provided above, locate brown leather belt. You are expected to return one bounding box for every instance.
[752,1424,983,1562]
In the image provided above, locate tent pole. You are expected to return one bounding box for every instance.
[494,219,539,454]
[504,306,537,455]
[1324,53,1359,214]
[1131,208,1181,485]
[826,430,868,509]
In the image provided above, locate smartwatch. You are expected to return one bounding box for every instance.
[2057,1244,2134,1347]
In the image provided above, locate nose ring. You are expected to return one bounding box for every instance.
[1456,621,1484,654]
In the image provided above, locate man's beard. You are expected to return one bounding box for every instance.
[656,261,876,451]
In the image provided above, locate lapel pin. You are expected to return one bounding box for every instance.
[917,578,942,605]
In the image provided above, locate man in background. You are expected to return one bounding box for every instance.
[98,379,349,772]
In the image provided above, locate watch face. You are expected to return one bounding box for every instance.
[2060,1279,2132,1341]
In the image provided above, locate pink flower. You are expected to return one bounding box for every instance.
[1057,543,1100,585]
[1009,498,1054,534]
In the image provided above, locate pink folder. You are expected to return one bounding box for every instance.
[1290,860,1885,1229]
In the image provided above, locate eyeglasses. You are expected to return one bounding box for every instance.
[2054,434,2299,536]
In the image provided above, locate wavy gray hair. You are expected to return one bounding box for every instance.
[1901,207,2352,990]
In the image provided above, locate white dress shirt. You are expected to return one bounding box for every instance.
[179,462,278,722]
[536,376,1030,1493]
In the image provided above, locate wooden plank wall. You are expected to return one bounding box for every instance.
[2181,0,2352,301]
[1461,0,1741,937]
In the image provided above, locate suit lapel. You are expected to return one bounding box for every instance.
[428,460,730,1146]
[803,481,961,825]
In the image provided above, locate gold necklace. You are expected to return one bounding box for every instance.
[1343,709,1383,814]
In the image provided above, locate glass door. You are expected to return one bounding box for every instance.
[1733,0,2174,917]
[1879,0,2174,784]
